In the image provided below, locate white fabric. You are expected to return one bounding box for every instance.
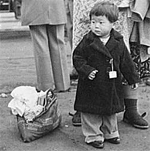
[8,86,47,122]
[100,36,110,45]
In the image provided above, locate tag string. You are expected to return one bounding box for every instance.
[110,59,114,71]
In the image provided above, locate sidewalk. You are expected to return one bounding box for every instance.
[0,12,36,93]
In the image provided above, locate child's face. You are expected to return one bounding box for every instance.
[90,15,113,38]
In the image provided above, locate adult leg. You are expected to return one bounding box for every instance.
[123,85,149,129]
[47,25,70,91]
[29,25,54,91]
[124,43,149,129]
[67,0,73,49]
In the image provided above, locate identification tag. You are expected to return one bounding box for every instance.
[109,71,117,79]
[109,59,117,79]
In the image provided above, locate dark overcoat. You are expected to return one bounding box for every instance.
[73,29,140,115]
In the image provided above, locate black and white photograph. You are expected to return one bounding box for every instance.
[0,0,150,151]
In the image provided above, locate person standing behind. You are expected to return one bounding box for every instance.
[73,2,140,149]
[65,0,73,49]
[64,0,78,79]
[21,0,70,92]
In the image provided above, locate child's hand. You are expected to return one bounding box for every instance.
[88,70,98,80]
[131,83,138,89]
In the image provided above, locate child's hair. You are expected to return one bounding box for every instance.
[89,1,119,23]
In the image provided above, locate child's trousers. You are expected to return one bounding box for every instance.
[81,112,119,143]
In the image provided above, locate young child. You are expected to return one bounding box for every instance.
[73,2,140,149]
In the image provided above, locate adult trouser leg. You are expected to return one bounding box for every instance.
[30,25,54,91]
[47,25,70,91]
[123,85,149,129]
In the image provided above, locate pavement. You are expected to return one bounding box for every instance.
[0,12,150,151]
[0,12,35,93]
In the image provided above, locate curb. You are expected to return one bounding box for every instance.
[0,12,30,40]
[0,29,30,40]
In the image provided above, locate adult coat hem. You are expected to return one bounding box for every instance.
[21,0,67,26]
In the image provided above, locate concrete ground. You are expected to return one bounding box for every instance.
[0,12,150,151]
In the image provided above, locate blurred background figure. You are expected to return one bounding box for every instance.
[0,0,22,19]
[13,0,21,19]
[64,0,78,79]
[65,0,73,49]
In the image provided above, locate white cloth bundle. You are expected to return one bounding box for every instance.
[8,86,47,122]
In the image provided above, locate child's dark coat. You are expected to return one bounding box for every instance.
[73,29,140,115]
